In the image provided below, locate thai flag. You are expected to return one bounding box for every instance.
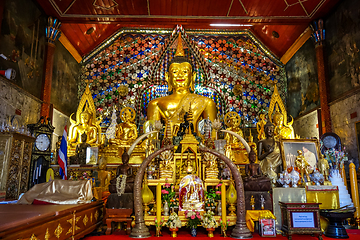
[58,126,68,180]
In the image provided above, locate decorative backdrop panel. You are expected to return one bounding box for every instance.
[79,28,286,128]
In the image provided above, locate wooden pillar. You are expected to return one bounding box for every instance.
[311,19,332,134]
[40,17,61,119]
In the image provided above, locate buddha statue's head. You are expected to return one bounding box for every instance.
[249,147,256,163]
[297,150,303,156]
[166,33,196,92]
[264,121,274,137]
[272,105,284,127]
[80,110,91,124]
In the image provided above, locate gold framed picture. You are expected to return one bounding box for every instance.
[279,139,321,170]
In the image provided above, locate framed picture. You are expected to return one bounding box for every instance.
[260,218,276,237]
[280,139,320,170]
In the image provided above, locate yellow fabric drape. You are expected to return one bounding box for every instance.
[305,188,339,210]
[245,210,276,232]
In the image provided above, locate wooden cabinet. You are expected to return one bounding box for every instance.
[0,133,35,199]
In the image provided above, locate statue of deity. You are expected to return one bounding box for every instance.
[68,84,101,151]
[257,121,282,183]
[109,151,134,195]
[179,175,204,211]
[109,107,138,147]
[243,147,271,191]
[147,33,217,136]
[272,105,295,140]
[295,150,311,185]
[256,113,266,140]
[224,111,244,148]
[177,110,195,137]
[205,152,218,179]
[159,150,174,179]
[318,154,330,182]
[268,85,294,139]
[69,133,91,165]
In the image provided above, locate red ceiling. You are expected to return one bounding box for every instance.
[36,0,340,60]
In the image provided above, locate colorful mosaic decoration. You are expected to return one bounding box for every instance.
[79,27,286,128]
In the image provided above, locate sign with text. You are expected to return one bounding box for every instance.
[291,212,315,228]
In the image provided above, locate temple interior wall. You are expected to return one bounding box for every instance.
[0,76,41,127]
[292,110,319,140]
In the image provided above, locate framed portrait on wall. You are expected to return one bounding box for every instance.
[280,139,320,170]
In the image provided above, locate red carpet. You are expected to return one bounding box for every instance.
[82,228,360,239]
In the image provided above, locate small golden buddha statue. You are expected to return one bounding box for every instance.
[205,152,218,179]
[247,130,257,157]
[295,150,311,185]
[147,33,217,136]
[68,84,101,152]
[224,111,244,148]
[109,107,138,147]
[256,113,266,140]
[159,150,174,179]
[268,85,294,139]
[272,105,295,140]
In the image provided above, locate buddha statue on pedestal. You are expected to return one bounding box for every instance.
[69,133,91,165]
[93,157,111,199]
[107,151,135,209]
[109,107,138,147]
[179,175,204,211]
[68,85,101,154]
[243,147,271,191]
[147,33,217,137]
[257,121,282,183]
[204,152,218,179]
[159,150,174,179]
[224,111,244,148]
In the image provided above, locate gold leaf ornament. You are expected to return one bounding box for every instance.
[233,84,243,96]
[118,85,129,97]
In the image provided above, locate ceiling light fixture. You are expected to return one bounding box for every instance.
[210,24,252,27]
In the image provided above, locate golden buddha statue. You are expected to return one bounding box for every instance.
[109,107,138,147]
[268,85,295,140]
[295,150,311,185]
[68,84,101,151]
[256,113,266,140]
[93,157,111,199]
[204,152,218,179]
[179,175,204,211]
[147,33,217,136]
[159,150,174,179]
[318,154,330,182]
[224,111,244,148]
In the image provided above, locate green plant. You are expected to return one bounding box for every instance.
[185,210,202,229]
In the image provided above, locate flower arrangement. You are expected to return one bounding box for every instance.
[202,210,218,229]
[166,212,182,229]
[205,183,222,208]
[154,217,165,237]
[161,181,176,207]
[185,210,202,229]
[219,218,230,237]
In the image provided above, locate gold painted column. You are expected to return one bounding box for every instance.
[40,17,61,118]
[349,162,360,227]
[311,19,332,134]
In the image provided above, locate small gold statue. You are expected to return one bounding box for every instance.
[250,195,255,210]
[318,154,331,184]
[93,157,111,199]
[109,107,138,147]
[295,150,311,185]
[256,113,266,140]
[68,84,101,149]
[205,152,218,179]
[224,111,244,148]
[268,85,295,139]
[159,150,174,179]
[147,32,217,136]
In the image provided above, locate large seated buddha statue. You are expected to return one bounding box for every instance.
[68,85,101,154]
[147,33,217,137]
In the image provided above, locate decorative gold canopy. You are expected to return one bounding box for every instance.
[268,85,292,126]
[175,32,185,57]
